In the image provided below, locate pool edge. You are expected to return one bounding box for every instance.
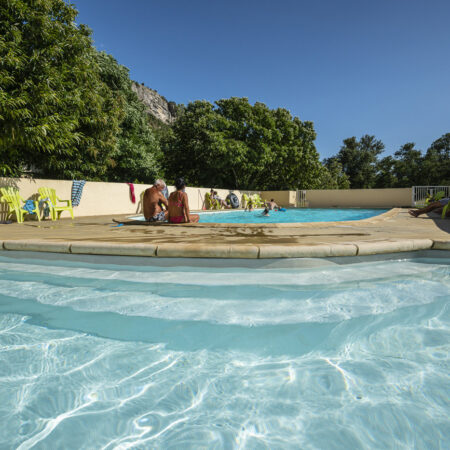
[1,237,449,259]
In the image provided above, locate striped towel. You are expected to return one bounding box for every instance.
[71,180,86,207]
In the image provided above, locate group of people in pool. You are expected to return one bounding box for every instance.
[143,178,200,224]
[246,198,286,216]
[143,179,287,224]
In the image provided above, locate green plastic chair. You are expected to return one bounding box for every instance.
[205,192,220,210]
[38,187,74,220]
[442,202,449,219]
[0,187,40,223]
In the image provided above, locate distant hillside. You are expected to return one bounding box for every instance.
[131,81,177,125]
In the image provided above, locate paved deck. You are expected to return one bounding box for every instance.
[0,209,449,258]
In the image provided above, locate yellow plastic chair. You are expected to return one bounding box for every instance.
[442,202,449,219]
[38,187,74,220]
[251,194,264,207]
[0,187,40,223]
[205,192,220,210]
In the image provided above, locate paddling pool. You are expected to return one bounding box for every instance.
[130,208,389,224]
[0,251,449,448]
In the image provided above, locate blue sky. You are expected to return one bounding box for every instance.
[73,0,450,159]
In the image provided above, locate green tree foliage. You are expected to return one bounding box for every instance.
[0,0,123,179]
[96,52,161,183]
[321,157,350,189]
[329,133,450,188]
[422,133,450,186]
[335,135,384,188]
[374,155,397,188]
[163,97,323,190]
[390,143,423,187]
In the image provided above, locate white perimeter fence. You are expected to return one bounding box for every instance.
[295,190,308,207]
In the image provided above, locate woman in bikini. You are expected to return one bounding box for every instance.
[168,178,200,224]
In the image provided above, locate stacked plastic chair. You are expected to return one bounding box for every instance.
[0,187,40,223]
[205,192,220,210]
[38,187,74,220]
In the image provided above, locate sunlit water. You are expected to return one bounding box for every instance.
[0,253,449,448]
[197,208,389,224]
[131,208,389,224]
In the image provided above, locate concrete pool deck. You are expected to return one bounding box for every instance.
[0,208,449,258]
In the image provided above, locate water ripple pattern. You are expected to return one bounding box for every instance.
[0,254,449,448]
[131,207,389,224]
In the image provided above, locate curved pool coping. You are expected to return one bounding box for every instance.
[1,208,449,259]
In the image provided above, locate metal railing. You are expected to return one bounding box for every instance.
[296,190,308,207]
[412,186,450,206]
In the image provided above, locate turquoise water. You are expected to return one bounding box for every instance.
[131,208,389,224]
[0,253,449,448]
[198,208,387,224]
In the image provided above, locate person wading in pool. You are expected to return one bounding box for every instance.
[266,198,279,210]
[143,179,169,222]
[168,178,200,224]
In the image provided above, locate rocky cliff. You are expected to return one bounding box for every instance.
[131,81,176,125]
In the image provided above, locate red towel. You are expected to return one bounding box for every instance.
[127,183,136,203]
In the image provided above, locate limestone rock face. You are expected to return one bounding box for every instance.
[131,81,176,124]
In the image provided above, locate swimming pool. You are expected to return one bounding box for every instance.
[132,208,389,224]
[1,251,449,448]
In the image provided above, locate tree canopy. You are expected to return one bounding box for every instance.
[162,97,324,190]
[1,0,448,191]
[330,133,450,189]
[0,0,160,182]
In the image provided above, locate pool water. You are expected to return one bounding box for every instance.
[0,253,449,448]
[198,208,389,224]
[132,208,389,224]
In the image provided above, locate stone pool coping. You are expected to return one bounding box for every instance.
[0,208,449,258]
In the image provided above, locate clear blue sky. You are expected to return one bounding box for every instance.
[73,0,450,159]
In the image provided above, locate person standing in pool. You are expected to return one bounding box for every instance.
[168,178,200,223]
[143,179,169,222]
[266,199,279,210]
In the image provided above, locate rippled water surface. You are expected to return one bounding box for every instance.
[131,208,389,224]
[197,208,389,223]
[0,253,449,448]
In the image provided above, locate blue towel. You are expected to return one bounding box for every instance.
[23,200,36,214]
[71,180,86,207]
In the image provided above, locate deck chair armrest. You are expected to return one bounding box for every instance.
[57,197,72,206]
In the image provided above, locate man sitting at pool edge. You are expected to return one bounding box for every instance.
[409,197,450,217]
[143,179,169,222]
